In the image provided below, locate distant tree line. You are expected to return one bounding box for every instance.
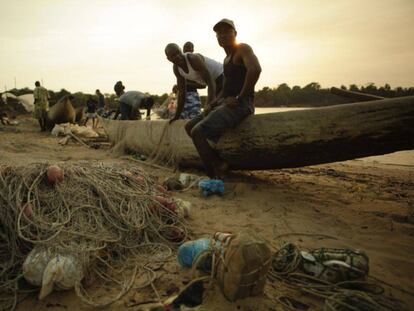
[253,83,414,107]
[2,83,413,110]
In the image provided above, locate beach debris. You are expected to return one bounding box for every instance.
[23,247,54,287]
[129,153,147,162]
[0,113,19,125]
[179,173,201,188]
[39,253,84,300]
[58,136,71,146]
[305,248,369,283]
[178,230,271,302]
[216,229,271,301]
[1,92,34,113]
[173,198,192,218]
[177,238,212,269]
[270,243,369,283]
[23,246,84,300]
[163,176,184,191]
[177,233,233,272]
[0,163,188,310]
[198,179,224,196]
[268,243,408,311]
[51,123,109,149]
[51,123,99,138]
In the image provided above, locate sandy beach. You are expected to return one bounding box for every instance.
[1,116,413,311]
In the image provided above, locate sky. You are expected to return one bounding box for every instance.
[0,0,413,95]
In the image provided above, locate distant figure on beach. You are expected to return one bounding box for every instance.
[184,19,262,178]
[113,81,154,120]
[95,89,106,115]
[165,43,223,123]
[168,85,178,118]
[84,96,98,128]
[33,81,50,131]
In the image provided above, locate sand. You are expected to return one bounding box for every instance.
[1,116,413,311]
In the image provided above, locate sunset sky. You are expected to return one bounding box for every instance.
[1,0,413,95]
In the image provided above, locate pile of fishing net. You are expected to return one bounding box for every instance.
[0,162,189,311]
[268,243,408,311]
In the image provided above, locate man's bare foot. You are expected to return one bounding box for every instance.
[214,160,228,179]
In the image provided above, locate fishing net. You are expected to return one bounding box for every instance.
[102,118,199,169]
[0,162,189,311]
[268,243,408,311]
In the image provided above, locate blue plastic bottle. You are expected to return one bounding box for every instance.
[177,238,211,268]
[198,179,225,197]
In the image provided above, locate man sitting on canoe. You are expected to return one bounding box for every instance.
[184,19,262,178]
[165,43,223,122]
[113,81,154,120]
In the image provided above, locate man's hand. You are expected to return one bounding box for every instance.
[208,97,219,107]
[222,96,238,108]
[203,98,224,116]
[203,105,212,117]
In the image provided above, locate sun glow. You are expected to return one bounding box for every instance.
[0,0,413,94]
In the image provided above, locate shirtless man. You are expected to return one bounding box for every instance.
[165,43,223,123]
[185,19,262,178]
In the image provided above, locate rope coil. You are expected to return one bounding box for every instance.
[0,162,189,310]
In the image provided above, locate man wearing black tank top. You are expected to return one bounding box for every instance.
[185,18,262,179]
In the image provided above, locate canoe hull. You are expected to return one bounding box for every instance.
[47,97,76,126]
[102,96,414,170]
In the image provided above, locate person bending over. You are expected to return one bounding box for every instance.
[165,43,223,123]
[113,81,154,120]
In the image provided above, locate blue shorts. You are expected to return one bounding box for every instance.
[180,91,201,119]
[187,97,254,142]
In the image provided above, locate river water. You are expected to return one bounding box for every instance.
[255,107,309,114]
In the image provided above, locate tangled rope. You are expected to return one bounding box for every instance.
[324,290,406,311]
[268,243,408,311]
[0,162,189,311]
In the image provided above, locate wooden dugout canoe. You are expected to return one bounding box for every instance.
[102,96,414,170]
[47,96,76,126]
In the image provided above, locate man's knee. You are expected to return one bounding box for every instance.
[185,117,202,137]
[190,124,206,140]
[184,121,193,137]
